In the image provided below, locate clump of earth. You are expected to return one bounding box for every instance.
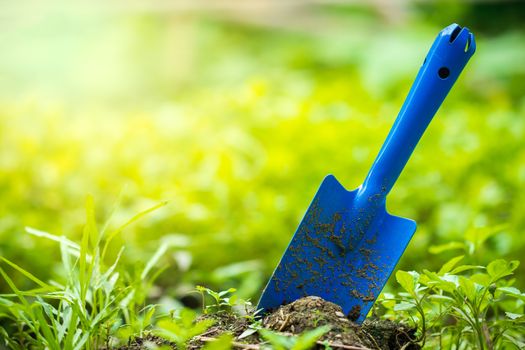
[258,296,418,349]
[120,296,419,349]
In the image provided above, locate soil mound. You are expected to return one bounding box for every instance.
[261,296,418,349]
[120,296,419,349]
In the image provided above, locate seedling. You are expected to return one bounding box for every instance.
[258,325,331,350]
[155,308,215,350]
[196,286,238,314]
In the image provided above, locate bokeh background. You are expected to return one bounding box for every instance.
[1,0,524,307]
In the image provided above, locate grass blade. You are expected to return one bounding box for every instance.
[0,266,31,309]
[33,302,60,350]
[64,310,79,349]
[141,242,169,280]
[25,227,80,251]
[102,201,169,259]
[99,185,127,238]
[84,195,100,250]
[0,257,52,289]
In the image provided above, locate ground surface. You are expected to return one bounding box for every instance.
[119,297,419,349]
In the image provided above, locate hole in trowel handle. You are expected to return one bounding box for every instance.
[438,67,450,79]
[449,25,462,43]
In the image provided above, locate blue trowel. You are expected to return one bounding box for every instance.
[258,24,476,323]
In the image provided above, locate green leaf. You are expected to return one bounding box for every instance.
[238,328,258,339]
[63,310,78,350]
[0,266,31,308]
[438,255,464,275]
[218,288,236,297]
[292,325,331,350]
[394,302,416,311]
[156,308,214,347]
[188,319,215,339]
[396,270,418,296]
[84,194,99,249]
[102,201,169,258]
[450,265,484,274]
[502,333,525,349]
[99,186,126,238]
[378,293,396,309]
[429,242,465,254]
[497,286,525,302]
[33,304,60,350]
[498,286,522,296]
[0,257,52,289]
[100,247,124,290]
[465,224,508,250]
[180,308,197,329]
[79,201,92,303]
[141,242,170,280]
[202,333,233,350]
[73,332,90,350]
[487,259,520,281]
[427,294,455,303]
[156,319,182,343]
[470,273,491,287]
[421,270,457,293]
[25,227,80,251]
[143,305,156,328]
[259,329,293,350]
[458,276,478,302]
[505,312,524,320]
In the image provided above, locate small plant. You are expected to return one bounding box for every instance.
[196,286,238,314]
[201,333,233,350]
[154,308,215,350]
[258,326,331,350]
[237,317,264,340]
[380,256,525,349]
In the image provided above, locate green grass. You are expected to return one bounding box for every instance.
[0,198,170,349]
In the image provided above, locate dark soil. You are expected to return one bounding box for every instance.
[118,296,419,350]
[259,297,418,349]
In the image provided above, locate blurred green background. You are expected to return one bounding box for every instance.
[1,0,524,307]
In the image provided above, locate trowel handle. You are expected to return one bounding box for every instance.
[361,24,476,198]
